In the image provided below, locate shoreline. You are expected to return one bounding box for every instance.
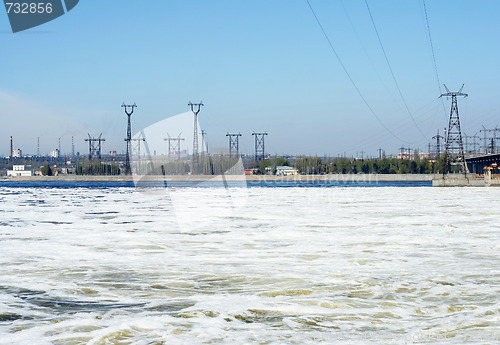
[0,174,436,182]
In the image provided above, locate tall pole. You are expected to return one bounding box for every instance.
[86,134,92,160]
[473,134,479,154]
[481,126,488,154]
[122,103,137,175]
[131,134,145,159]
[188,101,203,174]
[432,129,444,157]
[399,146,406,159]
[495,127,499,154]
[201,130,207,154]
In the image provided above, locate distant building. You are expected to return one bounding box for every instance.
[466,153,500,175]
[244,168,259,175]
[276,166,298,176]
[396,152,431,160]
[49,149,60,158]
[12,149,22,158]
[7,165,32,177]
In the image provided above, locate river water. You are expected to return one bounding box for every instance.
[0,184,498,344]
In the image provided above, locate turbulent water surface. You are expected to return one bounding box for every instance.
[0,184,499,344]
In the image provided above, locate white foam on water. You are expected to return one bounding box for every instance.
[0,186,499,344]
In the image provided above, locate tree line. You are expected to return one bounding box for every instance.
[75,160,121,175]
[292,155,446,175]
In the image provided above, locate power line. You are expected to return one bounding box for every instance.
[306,0,406,143]
[339,0,402,112]
[364,0,427,140]
[422,0,448,121]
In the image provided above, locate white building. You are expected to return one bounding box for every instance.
[12,149,22,158]
[49,149,60,158]
[276,166,298,176]
[7,165,32,177]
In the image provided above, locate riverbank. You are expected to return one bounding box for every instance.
[0,173,435,182]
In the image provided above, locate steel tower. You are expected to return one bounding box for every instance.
[440,85,467,174]
[122,102,137,175]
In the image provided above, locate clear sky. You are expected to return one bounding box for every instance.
[1,0,499,157]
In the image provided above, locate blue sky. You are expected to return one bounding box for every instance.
[1,0,499,157]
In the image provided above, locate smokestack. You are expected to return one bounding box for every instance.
[10,136,13,157]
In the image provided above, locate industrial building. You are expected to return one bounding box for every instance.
[466,154,500,175]
[50,149,60,158]
[7,165,32,177]
[12,149,22,158]
[276,166,298,176]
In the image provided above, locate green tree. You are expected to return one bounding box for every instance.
[361,162,370,174]
[41,163,52,176]
[294,156,323,174]
[410,161,418,173]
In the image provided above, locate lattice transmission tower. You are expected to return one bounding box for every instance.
[480,126,499,154]
[122,102,137,175]
[164,133,185,160]
[432,129,444,157]
[252,132,268,161]
[440,84,467,174]
[85,133,105,160]
[188,101,203,173]
[131,133,145,158]
[226,133,242,157]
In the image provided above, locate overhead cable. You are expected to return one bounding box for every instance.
[364,0,428,140]
[306,0,406,143]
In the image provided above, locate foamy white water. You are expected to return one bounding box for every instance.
[0,186,499,344]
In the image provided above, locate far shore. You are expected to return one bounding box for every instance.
[0,174,437,182]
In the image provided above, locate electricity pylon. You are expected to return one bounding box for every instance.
[440,84,467,175]
[226,133,242,157]
[188,101,203,173]
[122,102,137,175]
